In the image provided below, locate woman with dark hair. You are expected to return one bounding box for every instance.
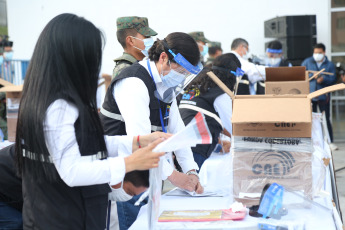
[179,53,241,168]
[15,13,167,230]
[100,32,204,229]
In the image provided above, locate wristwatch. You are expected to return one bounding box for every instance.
[186,170,199,179]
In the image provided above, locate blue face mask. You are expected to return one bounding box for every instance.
[0,56,3,65]
[132,36,154,57]
[4,51,13,60]
[200,45,208,56]
[161,69,185,87]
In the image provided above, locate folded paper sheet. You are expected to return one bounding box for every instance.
[153,112,212,152]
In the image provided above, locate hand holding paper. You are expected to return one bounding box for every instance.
[153,112,212,153]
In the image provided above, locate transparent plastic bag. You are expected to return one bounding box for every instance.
[148,156,164,230]
[232,137,313,207]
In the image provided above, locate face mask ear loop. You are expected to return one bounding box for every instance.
[162,59,171,76]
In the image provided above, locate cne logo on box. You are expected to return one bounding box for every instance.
[274,123,296,128]
[252,151,296,176]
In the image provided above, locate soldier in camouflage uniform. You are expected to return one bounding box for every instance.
[112,16,157,79]
[188,31,210,64]
[205,41,223,66]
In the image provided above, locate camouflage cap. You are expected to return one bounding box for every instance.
[116,16,157,37]
[208,41,222,49]
[188,31,210,43]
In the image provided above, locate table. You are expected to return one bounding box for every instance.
[130,152,339,230]
[130,193,337,230]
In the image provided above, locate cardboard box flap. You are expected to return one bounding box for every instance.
[207,71,235,100]
[232,97,311,123]
[266,66,306,82]
[0,85,23,92]
[0,78,14,87]
[307,84,345,100]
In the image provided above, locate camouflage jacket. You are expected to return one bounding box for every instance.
[205,57,215,66]
[112,52,137,80]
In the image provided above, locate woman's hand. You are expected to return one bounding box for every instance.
[219,140,231,153]
[125,138,165,172]
[133,132,172,151]
[168,170,204,194]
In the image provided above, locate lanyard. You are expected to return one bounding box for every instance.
[146,59,167,133]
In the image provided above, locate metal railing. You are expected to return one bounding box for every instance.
[0,59,29,85]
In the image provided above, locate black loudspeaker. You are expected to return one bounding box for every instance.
[265,36,316,60]
[264,15,316,38]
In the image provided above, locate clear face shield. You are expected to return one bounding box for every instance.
[231,67,245,95]
[265,48,283,67]
[155,42,203,103]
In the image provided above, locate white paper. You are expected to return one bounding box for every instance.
[153,112,212,153]
[165,187,222,197]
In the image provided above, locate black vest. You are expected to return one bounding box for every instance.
[179,87,224,158]
[0,144,22,212]
[22,117,110,230]
[100,62,170,135]
[256,59,291,95]
[236,74,250,95]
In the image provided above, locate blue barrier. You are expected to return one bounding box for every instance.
[0,59,30,85]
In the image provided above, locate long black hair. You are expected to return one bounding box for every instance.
[185,53,240,94]
[148,32,200,66]
[15,13,107,181]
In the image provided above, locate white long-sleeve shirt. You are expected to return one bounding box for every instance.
[230,51,266,84]
[113,59,199,179]
[44,99,133,187]
[213,93,233,135]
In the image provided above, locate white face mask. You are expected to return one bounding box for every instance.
[242,49,250,60]
[267,57,281,67]
[108,183,133,202]
[313,53,324,62]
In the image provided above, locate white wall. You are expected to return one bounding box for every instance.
[7,0,330,74]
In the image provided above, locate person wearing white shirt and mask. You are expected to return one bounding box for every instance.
[256,40,292,94]
[179,53,240,168]
[100,32,204,229]
[230,38,266,95]
[15,14,167,230]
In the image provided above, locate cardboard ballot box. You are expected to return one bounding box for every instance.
[265,66,309,95]
[206,72,345,138]
[206,72,345,207]
[231,84,345,138]
[232,136,312,206]
[0,85,23,142]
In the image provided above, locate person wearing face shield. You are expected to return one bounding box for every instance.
[112,16,157,80]
[100,32,204,230]
[256,40,292,94]
[179,53,240,168]
[189,31,210,65]
[231,38,266,95]
[302,43,337,150]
